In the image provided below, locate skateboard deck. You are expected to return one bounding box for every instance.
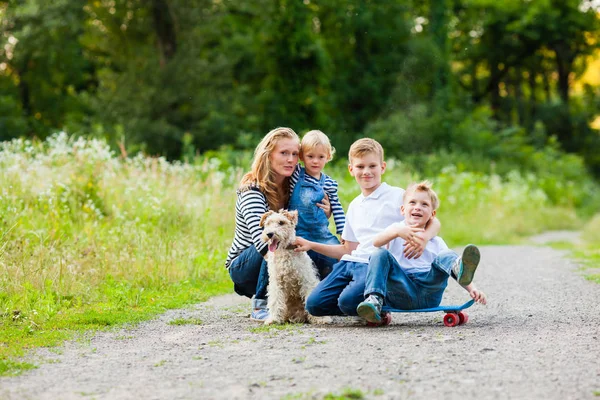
[382,299,474,314]
[372,299,475,327]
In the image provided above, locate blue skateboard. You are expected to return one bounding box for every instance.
[374,299,475,327]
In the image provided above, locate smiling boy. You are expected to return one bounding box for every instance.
[294,139,441,317]
[356,180,487,324]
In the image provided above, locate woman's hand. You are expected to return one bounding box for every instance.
[316,194,332,218]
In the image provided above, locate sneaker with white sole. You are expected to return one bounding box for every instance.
[356,294,384,323]
[250,308,269,321]
[451,244,481,286]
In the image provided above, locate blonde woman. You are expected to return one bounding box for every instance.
[225,127,302,321]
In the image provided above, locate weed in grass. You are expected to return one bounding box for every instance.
[249,323,301,335]
[168,317,202,326]
[372,388,384,396]
[547,241,576,250]
[154,360,167,367]
[323,388,366,399]
[0,359,37,377]
[291,357,305,364]
[281,391,316,400]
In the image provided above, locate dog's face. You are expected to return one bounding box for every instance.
[259,209,298,252]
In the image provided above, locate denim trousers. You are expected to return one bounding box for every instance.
[305,260,367,316]
[228,245,268,309]
[364,248,458,310]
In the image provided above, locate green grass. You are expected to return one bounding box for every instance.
[248,323,302,335]
[168,317,203,326]
[0,133,598,376]
[323,388,366,399]
[570,215,600,283]
[282,388,376,400]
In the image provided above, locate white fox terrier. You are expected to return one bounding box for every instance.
[260,209,322,325]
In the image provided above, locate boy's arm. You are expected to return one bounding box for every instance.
[374,223,424,248]
[294,237,357,260]
[404,217,441,259]
[462,282,487,305]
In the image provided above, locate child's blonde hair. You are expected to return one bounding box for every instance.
[240,127,300,210]
[348,138,384,164]
[300,130,335,161]
[404,180,440,210]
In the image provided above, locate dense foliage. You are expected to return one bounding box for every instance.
[1,0,599,176]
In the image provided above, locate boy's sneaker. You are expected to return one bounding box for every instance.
[451,244,481,286]
[356,294,384,323]
[250,308,269,321]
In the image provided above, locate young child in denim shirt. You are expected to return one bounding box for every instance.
[289,130,345,279]
[356,180,487,324]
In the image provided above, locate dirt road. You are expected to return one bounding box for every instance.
[2,234,599,399]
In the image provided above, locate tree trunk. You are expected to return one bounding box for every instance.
[151,0,177,67]
[552,42,572,105]
[513,67,525,126]
[17,55,31,116]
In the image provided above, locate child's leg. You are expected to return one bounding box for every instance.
[305,261,354,316]
[429,246,481,286]
[410,249,457,308]
[363,248,397,300]
[362,248,420,310]
[337,262,368,316]
[307,250,338,280]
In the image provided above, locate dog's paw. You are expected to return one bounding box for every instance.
[264,317,275,325]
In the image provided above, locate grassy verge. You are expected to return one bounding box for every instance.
[0,133,596,376]
[574,214,600,283]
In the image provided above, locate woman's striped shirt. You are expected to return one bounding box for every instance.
[225,187,269,268]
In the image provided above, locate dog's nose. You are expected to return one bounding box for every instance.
[267,232,274,238]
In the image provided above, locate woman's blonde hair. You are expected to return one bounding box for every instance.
[300,130,335,162]
[240,127,300,210]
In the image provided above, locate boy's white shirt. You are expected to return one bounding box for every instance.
[385,221,449,274]
[341,183,405,263]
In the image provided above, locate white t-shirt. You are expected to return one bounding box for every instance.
[385,221,448,274]
[341,183,405,263]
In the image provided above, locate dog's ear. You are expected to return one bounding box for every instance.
[260,210,274,227]
[283,210,298,225]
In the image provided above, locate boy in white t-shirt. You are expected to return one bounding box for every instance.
[356,180,487,324]
[294,139,441,317]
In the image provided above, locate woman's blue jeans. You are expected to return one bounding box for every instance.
[228,246,268,309]
[364,248,458,310]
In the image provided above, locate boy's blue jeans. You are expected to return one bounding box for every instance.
[305,260,367,316]
[228,246,268,310]
[365,248,458,310]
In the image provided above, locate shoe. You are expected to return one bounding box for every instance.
[250,308,269,321]
[356,294,383,323]
[451,244,480,286]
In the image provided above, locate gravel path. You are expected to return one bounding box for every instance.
[2,233,599,400]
